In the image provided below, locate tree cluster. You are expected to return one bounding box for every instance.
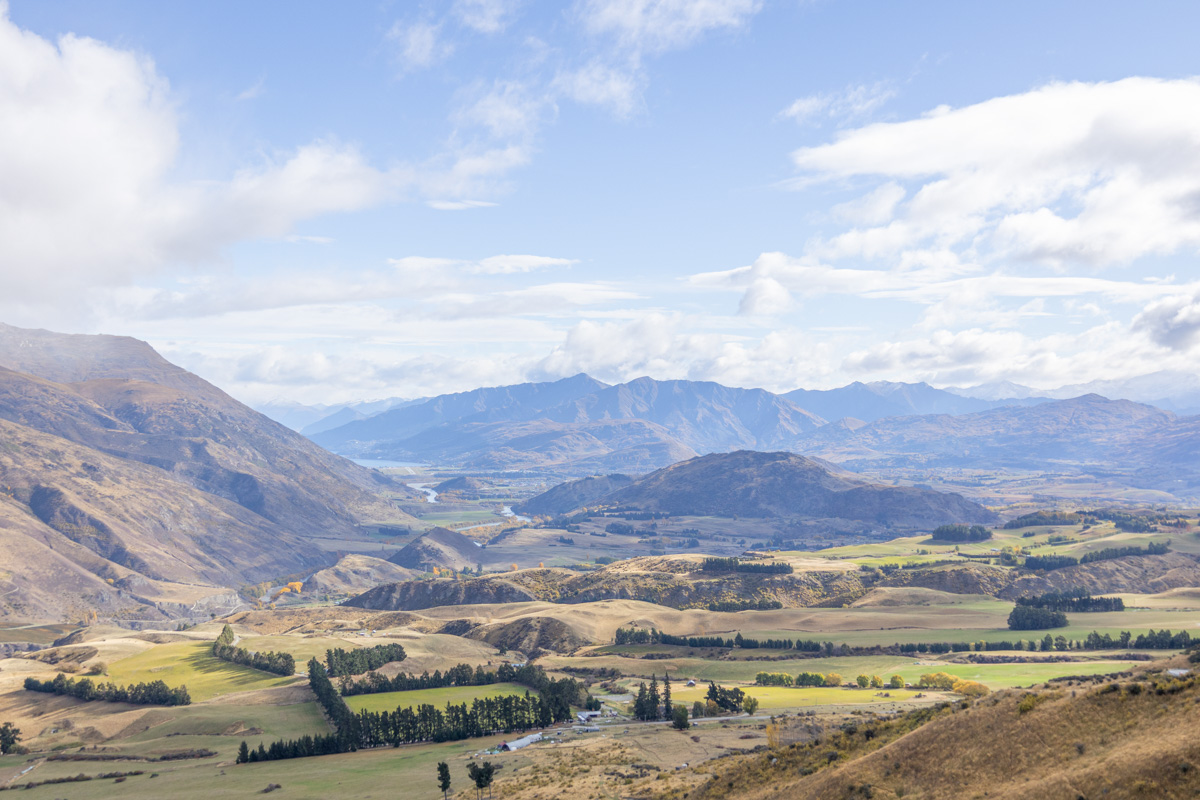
[632,674,671,721]
[929,524,992,542]
[706,681,746,712]
[241,659,586,764]
[24,674,190,706]
[325,644,407,677]
[1024,542,1168,572]
[212,624,295,676]
[700,557,792,574]
[1007,605,1069,630]
[706,598,784,612]
[1003,511,1082,529]
[1016,590,1124,613]
[339,663,571,702]
[756,671,847,687]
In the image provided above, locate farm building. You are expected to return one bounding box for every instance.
[577,710,601,723]
[499,733,542,751]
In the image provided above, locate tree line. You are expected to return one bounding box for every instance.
[24,674,190,706]
[700,558,792,574]
[1015,591,1124,612]
[614,626,821,651]
[339,662,565,698]
[240,658,588,763]
[930,524,992,542]
[1024,542,1168,571]
[325,643,407,677]
[213,624,295,676]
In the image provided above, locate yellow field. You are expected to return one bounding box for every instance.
[344,682,536,713]
[669,683,926,710]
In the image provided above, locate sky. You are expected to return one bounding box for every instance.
[3,0,1200,406]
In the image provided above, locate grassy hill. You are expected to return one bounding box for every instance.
[677,659,1200,800]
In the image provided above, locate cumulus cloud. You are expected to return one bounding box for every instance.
[790,78,1200,268]
[0,9,416,300]
[1133,292,1200,350]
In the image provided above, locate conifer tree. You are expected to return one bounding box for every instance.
[236,740,250,764]
[662,673,672,718]
[438,761,451,799]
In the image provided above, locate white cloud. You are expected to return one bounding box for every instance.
[831,182,907,225]
[552,59,642,118]
[0,11,404,300]
[790,78,1200,267]
[426,199,498,210]
[453,0,521,33]
[780,81,895,125]
[387,20,453,72]
[454,79,552,139]
[578,0,762,55]
[473,255,576,273]
[738,277,792,316]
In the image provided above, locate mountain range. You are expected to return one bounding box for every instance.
[301,373,1199,497]
[0,323,417,623]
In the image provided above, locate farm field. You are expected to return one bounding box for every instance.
[105,641,299,702]
[667,683,927,709]
[344,682,537,713]
[543,652,1144,689]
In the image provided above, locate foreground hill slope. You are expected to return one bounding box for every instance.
[692,664,1200,800]
[542,450,997,526]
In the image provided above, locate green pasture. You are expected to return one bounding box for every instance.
[667,683,925,710]
[105,640,298,702]
[240,635,364,665]
[4,730,521,800]
[344,682,536,713]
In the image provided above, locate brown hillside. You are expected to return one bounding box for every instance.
[686,662,1200,800]
[604,450,996,526]
[386,526,494,571]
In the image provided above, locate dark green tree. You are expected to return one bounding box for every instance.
[438,760,452,799]
[648,674,660,721]
[466,760,496,800]
[236,740,250,764]
[662,673,672,718]
[671,705,689,730]
[0,722,21,754]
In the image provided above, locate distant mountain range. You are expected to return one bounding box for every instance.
[300,372,1199,498]
[0,323,417,623]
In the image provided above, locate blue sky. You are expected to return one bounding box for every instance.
[3,1,1200,404]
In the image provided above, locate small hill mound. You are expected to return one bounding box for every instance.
[301,555,418,597]
[465,616,588,655]
[386,527,488,571]
[345,578,537,611]
[432,476,487,498]
[604,450,996,526]
[516,473,635,516]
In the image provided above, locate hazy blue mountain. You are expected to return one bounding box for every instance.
[784,380,1042,422]
[311,373,610,453]
[794,394,1197,497]
[542,376,826,452]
